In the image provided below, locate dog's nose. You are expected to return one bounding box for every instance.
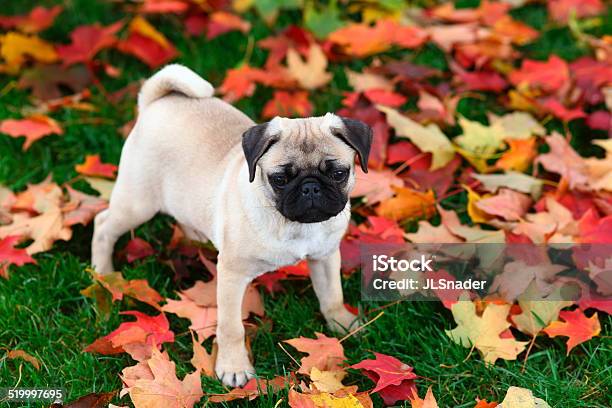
[301,181,321,198]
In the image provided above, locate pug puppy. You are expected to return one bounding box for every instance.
[91,65,371,387]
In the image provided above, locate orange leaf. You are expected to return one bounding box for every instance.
[376,186,436,221]
[410,387,439,408]
[0,115,62,150]
[496,138,537,172]
[75,154,117,179]
[329,19,426,57]
[262,90,313,119]
[474,399,498,408]
[207,11,251,40]
[190,332,214,377]
[492,16,539,45]
[284,332,345,375]
[543,309,601,354]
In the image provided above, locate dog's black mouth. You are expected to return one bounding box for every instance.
[280,202,344,224]
[289,209,333,223]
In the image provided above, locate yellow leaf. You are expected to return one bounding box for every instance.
[128,16,170,48]
[309,392,365,408]
[455,117,506,158]
[310,367,346,393]
[489,112,545,140]
[232,0,253,13]
[0,32,58,74]
[286,44,332,90]
[498,386,552,408]
[377,105,455,170]
[84,177,115,201]
[512,284,573,337]
[446,294,528,364]
[464,185,492,224]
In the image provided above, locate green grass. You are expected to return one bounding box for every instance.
[1,0,611,407]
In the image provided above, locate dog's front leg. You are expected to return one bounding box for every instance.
[215,258,255,387]
[308,249,360,333]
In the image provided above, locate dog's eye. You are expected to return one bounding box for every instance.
[331,169,348,182]
[269,174,288,187]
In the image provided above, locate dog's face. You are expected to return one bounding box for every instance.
[242,113,372,224]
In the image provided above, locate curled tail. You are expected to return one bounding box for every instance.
[138,64,214,109]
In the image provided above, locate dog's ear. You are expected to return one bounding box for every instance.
[242,123,279,182]
[335,117,373,173]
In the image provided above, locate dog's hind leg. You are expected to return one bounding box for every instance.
[91,185,158,275]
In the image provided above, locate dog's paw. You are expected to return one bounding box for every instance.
[215,355,255,387]
[325,307,361,334]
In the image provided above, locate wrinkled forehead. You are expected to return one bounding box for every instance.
[261,114,355,170]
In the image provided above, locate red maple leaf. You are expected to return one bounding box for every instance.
[543,309,601,354]
[456,70,508,92]
[508,55,569,93]
[256,260,310,293]
[85,311,174,360]
[538,98,586,122]
[262,90,313,119]
[141,0,190,14]
[123,238,156,263]
[0,236,36,279]
[350,352,418,405]
[57,22,123,66]
[570,57,612,105]
[0,6,62,33]
[117,17,178,68]
[259,25,313,68]
[577,209,612,243]
[340,216,405,273]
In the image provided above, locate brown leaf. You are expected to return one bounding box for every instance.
[7,349,40,370]
[64,392,116,408]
